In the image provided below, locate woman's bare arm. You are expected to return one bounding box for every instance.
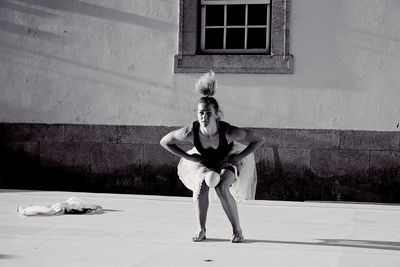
[225,124,265,163]
[160,126,203,163]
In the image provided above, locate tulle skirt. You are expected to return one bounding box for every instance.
[177,142,257,202]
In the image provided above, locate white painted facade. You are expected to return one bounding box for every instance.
[0,0,399,130]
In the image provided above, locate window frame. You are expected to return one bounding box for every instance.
[200,0,271,54]
[174,0,293,74]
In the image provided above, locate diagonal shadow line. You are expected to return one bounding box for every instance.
[84,209,123,215]
[0,52,195,102]
[0,254,20,260]
[0,54,192,113]
[0,1,57,17]
[0,54,191,113]
[337,27,400,47]
[319,239,400,248]
[203,238,400,251]
[15,0,176,32]
[242,239,400,251]
[0,40,172,89]
[0,20,63,43]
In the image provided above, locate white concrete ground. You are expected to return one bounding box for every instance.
[1,190,400,267]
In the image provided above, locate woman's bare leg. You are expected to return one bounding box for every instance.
[215,169,243,240]
[193,181,209,241]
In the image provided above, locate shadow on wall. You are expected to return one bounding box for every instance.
[11,0,176,32]
[0,1,57,17]
[0,40,171,90]
[1,143,400,203]
[0,0,179,101]
[0,145,191,197]
[0,20,62,42]
[255,160,400,203]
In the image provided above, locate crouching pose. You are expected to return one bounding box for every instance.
[160,71,265,243]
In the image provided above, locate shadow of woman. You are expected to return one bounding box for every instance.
[242,238,400,251]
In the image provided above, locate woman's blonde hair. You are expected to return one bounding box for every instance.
[195,70,221,115]
[195,70,216,97]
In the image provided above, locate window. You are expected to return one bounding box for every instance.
[201,1,270,53]
[174,0,293,73]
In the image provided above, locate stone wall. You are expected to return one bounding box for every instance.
[1,123,399,203]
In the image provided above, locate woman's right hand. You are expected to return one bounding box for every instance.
[187,153,204,163]
[187,153,210,165]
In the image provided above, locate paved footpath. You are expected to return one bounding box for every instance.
[1,190,400,267]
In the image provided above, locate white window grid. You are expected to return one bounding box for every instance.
[201,0,271,53]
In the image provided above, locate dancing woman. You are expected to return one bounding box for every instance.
[160,71,265,243]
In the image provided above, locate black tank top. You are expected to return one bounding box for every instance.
[193,121,233,167]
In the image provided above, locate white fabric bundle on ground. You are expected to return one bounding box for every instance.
[17,197,102,216]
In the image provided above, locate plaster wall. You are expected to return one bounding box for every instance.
[0,0,399,131]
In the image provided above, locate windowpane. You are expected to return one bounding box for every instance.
[247,27,267,49]
[248,4,268,25]
[226,28,245,49]
[202,3,271,52]
[205,5,224,26]
[205,28,224,49]
[226,5,245,26]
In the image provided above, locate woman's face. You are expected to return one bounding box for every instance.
[197,103,218,127]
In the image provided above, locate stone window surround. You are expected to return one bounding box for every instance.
[174,0,294,73]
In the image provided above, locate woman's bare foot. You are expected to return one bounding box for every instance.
[231,232,244,243]
[192,230,206,242]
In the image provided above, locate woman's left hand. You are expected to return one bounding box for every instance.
[228,153,242,164]
[217,153,242,167]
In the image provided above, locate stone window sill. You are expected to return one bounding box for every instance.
[174,54,293,73]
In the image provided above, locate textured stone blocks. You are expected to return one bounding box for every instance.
[181,32,197,55]
[142,144,180,166]
[39,142,92,172]
[255,147,310,173]
[181,0,198,33]
[370,151,400,171]
[282,129,339,149]
[91,143,143,174]
[1,122,399,202]
[0,141,40,171]
[340,131,399,151]
[251,128,281,147]
[310,149,370,177]
[2,141,39,156]
[64,124,117,143]
[118,125,177,144]
[0,123,64,142]
[0,141,40,188]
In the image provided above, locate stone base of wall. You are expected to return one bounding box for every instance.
[1,123,399,203]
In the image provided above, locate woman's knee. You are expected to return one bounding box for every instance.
[219,169,235,185]
[215,181,231,196]
[214,185,227,196]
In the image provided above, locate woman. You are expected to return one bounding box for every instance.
[160,71,265,243]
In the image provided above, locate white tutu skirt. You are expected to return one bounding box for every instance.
[177,142,257,202]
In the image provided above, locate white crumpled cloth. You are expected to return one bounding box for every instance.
[17,197,102,216]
